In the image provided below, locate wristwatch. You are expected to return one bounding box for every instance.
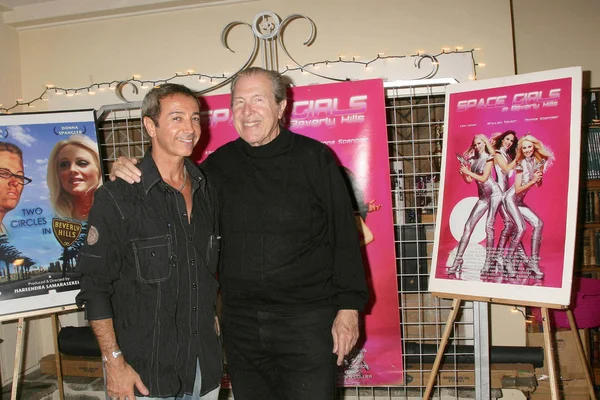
[101,349,122,362]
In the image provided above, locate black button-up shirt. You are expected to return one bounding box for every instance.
[76,151,221,397]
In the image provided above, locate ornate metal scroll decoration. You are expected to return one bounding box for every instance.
[115,81,139,103]
[114,11,441,102]
[220,11,347,83]
[414,53,440,80]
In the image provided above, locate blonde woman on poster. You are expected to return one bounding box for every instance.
[447,134,503,277]
[47,134,102,221]
[500,134,554,280]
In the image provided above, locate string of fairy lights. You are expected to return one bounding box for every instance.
[0,48,481,114]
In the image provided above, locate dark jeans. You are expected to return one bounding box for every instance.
[221,305,337,400]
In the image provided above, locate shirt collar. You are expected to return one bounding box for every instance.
[139,147,205,196]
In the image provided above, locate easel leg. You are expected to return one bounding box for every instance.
[423,298,461,400]
[566,309,597,400]
[541,308,560,400]
[51,314,65,400]
[10,318,25,400]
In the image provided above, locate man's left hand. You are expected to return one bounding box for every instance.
[331,309,359,366]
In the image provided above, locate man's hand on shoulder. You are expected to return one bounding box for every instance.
[109,157,141,184]
[331,309,359,366]
[105,357,149,399]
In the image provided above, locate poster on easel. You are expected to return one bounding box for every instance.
[429,67,582,307]
[0,110,101,317]
[195,78,403,385]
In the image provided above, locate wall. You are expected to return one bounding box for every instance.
[15,0,515,111]
[512,0,600,88]
[0,16,20,109]
[3,0,531,383]
[0,17,33,387]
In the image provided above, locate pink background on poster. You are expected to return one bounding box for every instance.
[193,79,403,385]
[435,78,573,288]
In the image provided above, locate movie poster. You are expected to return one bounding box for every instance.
[429,67,582,306]
[0,110,100,317]
[195,79,403,385]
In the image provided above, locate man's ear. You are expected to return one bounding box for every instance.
[278,99,287,120]
[143,116,157,138]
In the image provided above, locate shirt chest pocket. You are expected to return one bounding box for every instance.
[132,235,173,283]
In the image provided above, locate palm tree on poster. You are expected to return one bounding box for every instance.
[0,237,22,282]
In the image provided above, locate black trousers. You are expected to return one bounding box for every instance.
[221,305,337,400]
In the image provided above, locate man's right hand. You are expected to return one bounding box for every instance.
[109,157,141,184]
[105,357,149,399]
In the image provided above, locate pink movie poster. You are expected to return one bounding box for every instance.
[429,67,582,307]
[194,79,403,385]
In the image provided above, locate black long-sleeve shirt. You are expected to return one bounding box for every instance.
[76,151,221,397]
[201,128,369,311]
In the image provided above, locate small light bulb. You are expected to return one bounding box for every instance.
[478,63,486,67]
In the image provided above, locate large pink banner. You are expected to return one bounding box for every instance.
[194,79,403,385]
[429,68,582,306]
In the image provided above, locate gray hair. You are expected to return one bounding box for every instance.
[230,67,287,107]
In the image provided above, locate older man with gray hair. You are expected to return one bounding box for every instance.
[111,67,369,400]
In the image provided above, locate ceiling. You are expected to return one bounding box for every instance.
[1,0,253,29]
[0,0,57,8]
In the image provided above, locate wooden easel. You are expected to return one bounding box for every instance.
[423,295,597,400]
[0,305,78,400]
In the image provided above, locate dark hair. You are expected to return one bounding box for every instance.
[230,67,287,107]
[491,130,518,159]
[141,83,199,127]
[0,142,23,160]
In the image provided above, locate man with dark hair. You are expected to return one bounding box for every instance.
[0,142,29,236]
[111,68,369,400]
[76,83,222,400]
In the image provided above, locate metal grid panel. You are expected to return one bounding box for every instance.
[96,104,145,179]
[95,81,480,400]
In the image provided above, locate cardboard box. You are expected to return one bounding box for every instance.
[526,330,589,377]
[404,363,535,390]
[421,213,437,224]
[40,353,103,378]
[526,330,592,398]
[529,377,590,399]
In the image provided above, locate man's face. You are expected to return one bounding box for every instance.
[232,73,287,147]
[0,151,25,215]
[144,93,201,158]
